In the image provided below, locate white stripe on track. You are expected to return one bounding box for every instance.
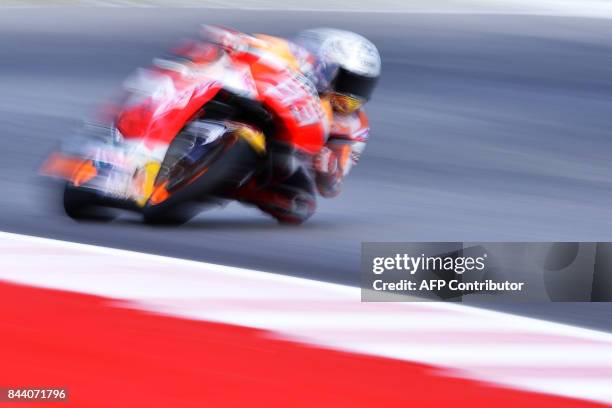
[0,230,611,404]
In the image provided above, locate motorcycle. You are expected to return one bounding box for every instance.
[41,29,331,225]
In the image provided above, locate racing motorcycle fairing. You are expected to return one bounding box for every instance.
[40,27,339,223]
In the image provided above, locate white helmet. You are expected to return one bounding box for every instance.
[293,28,381,102]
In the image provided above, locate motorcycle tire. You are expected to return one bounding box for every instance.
[63,183,117,222]
[142,135,260,225]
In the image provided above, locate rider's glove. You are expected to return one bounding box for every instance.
[313,146,339,175]
[314,141,355,197]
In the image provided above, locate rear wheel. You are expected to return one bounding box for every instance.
[63,183,117,222]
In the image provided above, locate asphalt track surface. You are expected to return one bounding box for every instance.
[2,8,612,329]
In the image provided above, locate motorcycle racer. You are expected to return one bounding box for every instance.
[215,27,381,223]
[293,28,380,199]
[42,26,381,225]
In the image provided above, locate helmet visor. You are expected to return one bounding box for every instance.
[332,67,378,101]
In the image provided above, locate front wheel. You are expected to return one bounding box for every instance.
[142,127,262,225]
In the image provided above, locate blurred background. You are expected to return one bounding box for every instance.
[1,3,612,328]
